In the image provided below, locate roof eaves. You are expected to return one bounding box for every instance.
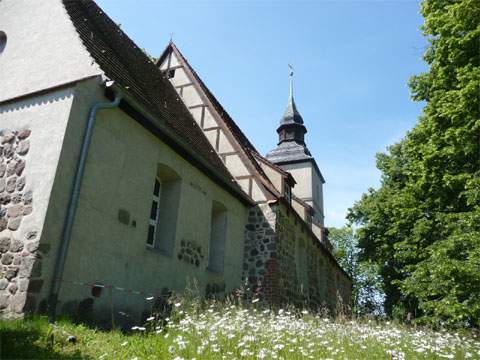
[107,85,254,206]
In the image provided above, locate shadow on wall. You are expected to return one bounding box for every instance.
[0,319,90,359]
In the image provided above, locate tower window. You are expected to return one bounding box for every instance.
[167,69,175,79]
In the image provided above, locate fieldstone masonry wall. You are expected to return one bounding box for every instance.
[276,209,300,305]
[276,205,351,312]
[243,202,352,312]
[0,129,42,319]
[177,239,204,268]
[242,204,278,302]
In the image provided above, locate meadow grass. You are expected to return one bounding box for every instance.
[1,301,479,359]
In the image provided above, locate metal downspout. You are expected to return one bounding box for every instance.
[47,84,122,323]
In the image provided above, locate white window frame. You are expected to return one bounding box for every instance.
[146,177,161,248]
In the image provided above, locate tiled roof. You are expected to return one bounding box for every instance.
[62,0,249,203]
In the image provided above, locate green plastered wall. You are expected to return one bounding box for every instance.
[36,80,247,324]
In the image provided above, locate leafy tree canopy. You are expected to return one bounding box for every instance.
[329,227,384,316]
[347,0,480,327]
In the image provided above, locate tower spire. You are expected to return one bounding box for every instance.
[279,64,304,127]
[266,64,311,161]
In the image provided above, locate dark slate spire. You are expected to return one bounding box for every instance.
[266,66,312,164]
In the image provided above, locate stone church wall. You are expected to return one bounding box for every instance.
[243,201,351,312]
[0,129,38,315]
[242,204,278,302]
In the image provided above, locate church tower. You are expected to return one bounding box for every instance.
[266,69,325,225]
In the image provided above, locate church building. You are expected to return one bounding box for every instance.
[0,0,351,324]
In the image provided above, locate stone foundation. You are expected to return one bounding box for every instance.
[0,129,42,319]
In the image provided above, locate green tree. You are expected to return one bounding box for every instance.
[329,227,384,316]
[348,0,480,327]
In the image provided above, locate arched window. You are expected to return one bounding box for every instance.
[208,201,227,273]
[146,164,181,255]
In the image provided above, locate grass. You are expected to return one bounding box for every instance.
[1,301,479,359]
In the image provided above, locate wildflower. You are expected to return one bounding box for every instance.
[242,335,255,342]
[257,348,268,359]
[120,341,128,346]
[174,302,181,307]
[146,296,154,301]
[252,298,259,303]
[146,316,155,321]
[240,349,253,356]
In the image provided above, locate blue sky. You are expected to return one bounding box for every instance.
[97,0,428,228]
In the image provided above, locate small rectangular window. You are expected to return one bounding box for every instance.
[154,178,160,196]
[150,201,158,220]
[167,69,175,79]
[147,225,155,247]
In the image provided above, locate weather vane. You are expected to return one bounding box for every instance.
[288,63,294,97]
